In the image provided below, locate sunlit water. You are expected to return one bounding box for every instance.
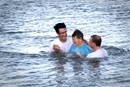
[0,0,130,87]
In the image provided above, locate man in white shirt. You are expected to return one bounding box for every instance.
[87,35,108,58]
[49,23,73,53]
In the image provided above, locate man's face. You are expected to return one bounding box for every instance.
[58,28,67,42]
[72,36,80,46]
[88,37,94,48]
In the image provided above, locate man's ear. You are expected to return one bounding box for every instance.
[93,42,96,46]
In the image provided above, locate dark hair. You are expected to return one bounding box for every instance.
[91,35,102,46]
[72,29,83,40]
[54,23,66,33]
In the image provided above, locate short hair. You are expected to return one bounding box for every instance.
[72,29,83,40]
[91,35,102,46]
[54,23,66,33]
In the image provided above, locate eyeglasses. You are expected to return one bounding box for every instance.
[58,31,67,34]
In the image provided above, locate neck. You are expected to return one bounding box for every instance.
[59,38,66,42]
[93,46,101,51]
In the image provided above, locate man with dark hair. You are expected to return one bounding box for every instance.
[87,35,108,58]
[68,29,92,57]
[49,23,73,53]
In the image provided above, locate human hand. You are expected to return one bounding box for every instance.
[77,52,82,57]
[53,44,60,53]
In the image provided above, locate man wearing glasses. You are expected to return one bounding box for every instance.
[49,23,73,53]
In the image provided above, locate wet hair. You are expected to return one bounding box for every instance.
[72,29,83,40]
[91,35,102,46]
[54,23,66,33]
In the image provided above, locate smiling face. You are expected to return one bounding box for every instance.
[72,36,81,46]
[57,28,67,42]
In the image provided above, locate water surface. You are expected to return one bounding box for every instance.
[0,0,130,87]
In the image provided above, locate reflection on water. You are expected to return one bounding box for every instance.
[0,0,130,87]
[0,48,130,87]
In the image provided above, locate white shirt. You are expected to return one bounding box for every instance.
[49,37,73,53]
[87,48,108,58]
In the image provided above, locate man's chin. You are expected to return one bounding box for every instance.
[62,37,67,42]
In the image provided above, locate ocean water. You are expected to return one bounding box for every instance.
[0,0,130,87]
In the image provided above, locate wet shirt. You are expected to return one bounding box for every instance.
[68,43,92,57]
[87,48,108,58]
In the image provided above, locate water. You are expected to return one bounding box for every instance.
[0,0,130,87]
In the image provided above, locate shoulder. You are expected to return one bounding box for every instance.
[83,43,90,47]
[87,52,96,58]
[66,37,72,42]
[98,48,107,53]
[83,43,92,50]
[69,44,76,49]
[65,37,73,46]
[50,38,60,44]
[68,44,76,52]
[99,48,108,56]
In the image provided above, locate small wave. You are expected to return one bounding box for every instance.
[6,31,24,34]
[48,52,66,58]
[103,46,129,56]
[0,0,10,6]
[0,50,46,59]
[0,31,24,34]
